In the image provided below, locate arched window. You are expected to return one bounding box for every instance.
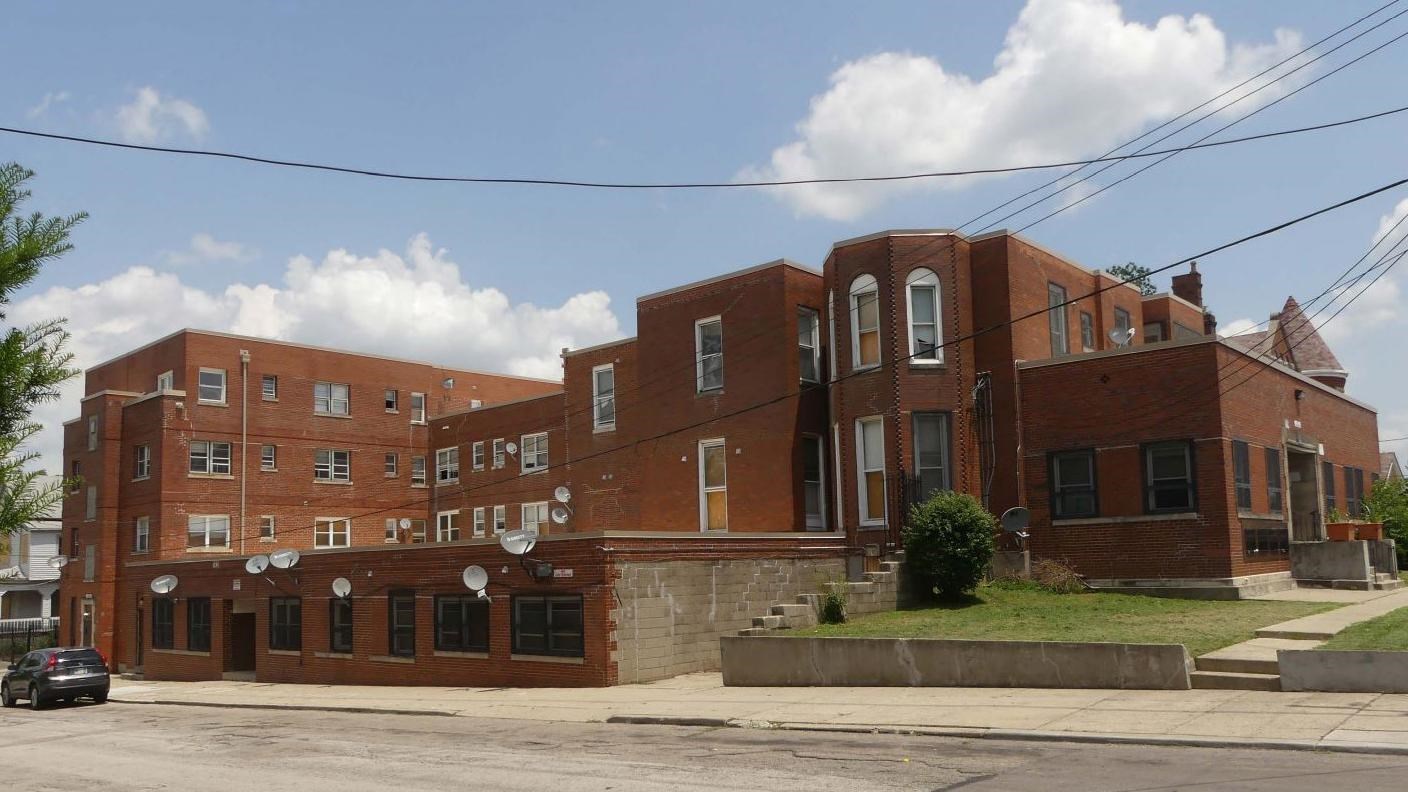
[849,274,880,370]
[905,268,942,363]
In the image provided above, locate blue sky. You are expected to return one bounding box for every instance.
[5,0,1408,467]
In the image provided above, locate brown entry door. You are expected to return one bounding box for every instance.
[228,613,256,672]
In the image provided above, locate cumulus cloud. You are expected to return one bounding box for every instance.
[10,234,623,470]
[1319,197,1408,345]
[164,233,254,265]
[742,0,1302,219]
[1218,317,1260,338]
[114,86,209,143]
[26,90,70,119]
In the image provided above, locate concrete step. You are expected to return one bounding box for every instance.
[736,627,770,637]
[770,603,812,618]
[880,561,902,573]
[1195,637,1322,676]
[1373,580,1402,591]
[1190,670,1282,691]
[862,571,894,584]
[1195,655,1280,675]
[751,614,784,629]
[1256,626,1338,641]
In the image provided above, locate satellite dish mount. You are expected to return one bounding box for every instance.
[499,529,554,581]
[999,507,1031,551]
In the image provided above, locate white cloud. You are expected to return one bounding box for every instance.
[26,90,70,119]
[164,233,254,265]
[742,0,1302,220]
[1218,317,1260,338]
[9,234,623,471]
[114,86,209,143]
[1319,197,1408,345]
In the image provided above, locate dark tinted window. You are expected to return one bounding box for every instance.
[1145,441,1195,513]
[1051,450,1097,519]
[187,597,212,652]
[152,599,174,649]
[1265,448,1283,513]
[329,599,353,654]
[435,596,489,652]
[1232,441,1252,510]
[512,595,584,657]
[388,590,416,657]
[270,597,302,651]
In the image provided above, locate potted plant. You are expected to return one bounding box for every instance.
[1325,508,1357,541]
[1357,503,1386,540]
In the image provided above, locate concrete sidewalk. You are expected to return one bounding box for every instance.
[109,672,1408,755]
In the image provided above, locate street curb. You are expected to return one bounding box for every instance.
[612,715,1408,756]
[110,698,455,718]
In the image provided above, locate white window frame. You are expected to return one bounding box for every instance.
[592,363,616,430]
[521,432,548,474]
[314,381,350,416]
[197,368,227,405]
[850,275,881,370]
[189,440,233,475]
[1048,282,1069,356]
[384,518,399,542]
[314,448,351,482]
[156,370,174,392]
[410,392,427,424]
[436,447,460,483]
[827,289,838,379]
[698,438,728,532]
[856,416,886,527]
[521,502,548,536]
[411,455,427,487]
[314,517,351,548]
[87,415,98,451]
[802,434,826,529]
[832,422,845,533]
[492,439,505,469]
[409,519,427,543]
[798,307,821,383]
[437,510,461,542]
[493,505,506,534]
[384,388,398,412]
[187,514,230,549]
[133,444,151,480]
[261,444,277,471]
[473,507,486,538]
[261,375,278,400]
[260,515,276,540]
[695,316,724,393]
[472,441,485,471]
[385,452,398,477]
[905,268,942,364]
[134,516,150,553]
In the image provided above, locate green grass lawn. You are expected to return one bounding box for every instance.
[800,582,1340,657]
[1320,607,1408,651]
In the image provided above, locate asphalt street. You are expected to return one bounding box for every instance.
[5,700,1408,791]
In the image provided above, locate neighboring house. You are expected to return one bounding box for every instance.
[0,476,63,622]
[1381,452,1404,482]
[62,229,1389,687]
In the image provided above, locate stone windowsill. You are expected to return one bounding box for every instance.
[198,401,228,408]
[510,654,585,665]
[187,473,235,480]
[186,546,233,554]
[313,411,353,420]
[858,523,887,531]
[262,397,278,403]
[313,479,353,486]
[1238,511,1286,522]
[434,650,490,660]
[313,651,354,660]
[369,655,414,664]
[593,425,616,435]
[1054,512,1200,527]
[151,648,211,657]
[268,649,300,657]
[132,475,150,483]
[259,537,275,543]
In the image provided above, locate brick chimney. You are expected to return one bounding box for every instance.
[1171,262,1203,307]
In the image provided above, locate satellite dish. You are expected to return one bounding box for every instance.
[505,441,518,455]
[398,518,411,530]
[477,589,491,601]
[270,548,301,569]
[245,554,271,575]
[551,506,570,525]
[462,565,488,591]
[553,486,572,504]
[47,556,69,569]
[1109,327,1136,347]
[499,529,537,556]
[150,575,179,594]
[1000,507,1031,533]
[331,577,352,598]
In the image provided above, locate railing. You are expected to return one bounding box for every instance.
[0,617,60,661]
[1369,538,1400,578]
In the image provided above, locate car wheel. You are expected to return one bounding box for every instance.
[93,692,108,704]
[28,684,44,710]
[0,683,14,708]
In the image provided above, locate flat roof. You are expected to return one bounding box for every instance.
[430,390,564,422]
[636,258,820,304]
[562,336,637,359]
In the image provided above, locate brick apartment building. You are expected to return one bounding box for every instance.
[58,228,1388,686]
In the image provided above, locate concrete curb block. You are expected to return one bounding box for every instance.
[110,698,457,718]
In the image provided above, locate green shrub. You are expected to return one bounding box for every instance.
[818,585,848,624]
[1365,478,1408,569]
[903,490,997,601]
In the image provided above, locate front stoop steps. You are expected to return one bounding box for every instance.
[738,560,901,637]
[1190,637,1326,691]
[1189,670,1283,691]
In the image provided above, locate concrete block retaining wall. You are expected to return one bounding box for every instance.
[1279,650,1408,693]
[721,635,1194,690]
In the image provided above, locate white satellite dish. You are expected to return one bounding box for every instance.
[245,554,271,575]
[47,556,69,569]
[150,574,179,594]
[1000,507,1030,533]
[551,506,570,525]
[331,577,352,598]
[553,486,572,503]
[399,518,412,530]
[270,548,301,569]
[477,589,491,601]
[1109,327,1136,347]
[462,565,488,591]
[499,529,537,556]
[504,441,518,455]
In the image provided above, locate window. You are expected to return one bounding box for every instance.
[409,519,427,543]
[827,289,838,379]
[905,269,941,363]
[493,505,506,534]
[1144,322,1165,343]
[261,444,277,471]
[314,381,350,415]
[315,518,351,548]
[1244,520,1289,555]
[697,439,728,531]
[472,441,485,471]
[1047,283,1069,356]
[187,597,211,652]
[384,389,398,411]
[384,518,398,542]
[435,596,490,652]
[856,417,886,525]
[802,435,825,529]
[197,368,226,404]
[1323,461,1337,514]
[152,599,174,649]
[411,455,427,486]
[260,515,275,540]
[1051,450,1097,519]
[410,392,426,424]
[1346,467,1366,518]
[87,415,98,451]
[269,597,302,651]
[471,508,485,537]
[384,453,398,477]
[1145,441,1196,513]
[1266,447,1283,513]
[86,485,97,519]
[798,308,821,382]
[593,364,617,429]
[913,413,951,503]
[522,502,549,535]
[329,598,353,654]
[315,449,351,482]
[187,515,230,548]
[492,439,505,469]
[156,370,174,392]
[1233,441,1252,511]
[388,590,416,657]
[134,516,150,553]
[262,375,278,400]
[437,510,461,542]
[695,316,723,392]
[69,460,80,492]
[1080,312,1095,352]
[133,444,151,480]
[521,432,548,473]
[1114,308,1133,343]
[189,440,232,475]
[850,274,881,369]
[512,595,584,657]
[436,447,459,482]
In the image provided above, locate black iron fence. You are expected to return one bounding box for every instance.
[0,617,61,661]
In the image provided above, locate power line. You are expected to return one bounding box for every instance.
[1382,436,1408,443]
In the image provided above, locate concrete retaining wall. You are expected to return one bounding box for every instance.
[1290,541,1371,584]
[721,635,1193,689]
[1279,650,1408,693]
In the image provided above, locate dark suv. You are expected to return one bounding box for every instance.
[2,648,110,709]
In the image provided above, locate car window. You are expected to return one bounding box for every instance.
[21,653,42,670]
